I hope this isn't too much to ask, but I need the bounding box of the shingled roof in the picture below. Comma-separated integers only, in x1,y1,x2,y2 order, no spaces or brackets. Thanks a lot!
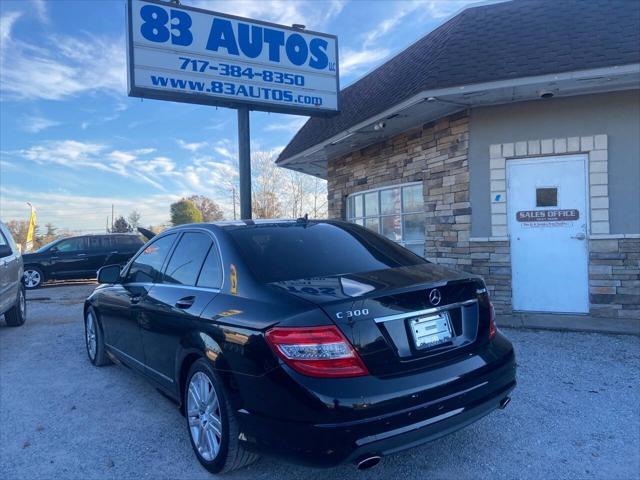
278,0,640,163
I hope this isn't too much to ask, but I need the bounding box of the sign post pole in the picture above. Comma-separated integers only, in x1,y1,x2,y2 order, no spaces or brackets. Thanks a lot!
237,107,251,219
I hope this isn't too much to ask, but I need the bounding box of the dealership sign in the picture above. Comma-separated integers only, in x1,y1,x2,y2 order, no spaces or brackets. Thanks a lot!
126,0,339,115
516,209,580,222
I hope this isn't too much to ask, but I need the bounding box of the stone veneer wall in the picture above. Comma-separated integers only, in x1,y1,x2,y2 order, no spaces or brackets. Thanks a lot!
589,237,640,319
327,111,472,268
468,240,513,315
326,111,639,321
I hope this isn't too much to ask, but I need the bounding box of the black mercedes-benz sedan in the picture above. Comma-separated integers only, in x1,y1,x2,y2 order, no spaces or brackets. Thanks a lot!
83,219,516,473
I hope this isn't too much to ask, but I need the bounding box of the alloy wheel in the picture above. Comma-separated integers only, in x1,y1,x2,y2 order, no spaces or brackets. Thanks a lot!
86,311,97,360
187,371,222,462
23,270,41,288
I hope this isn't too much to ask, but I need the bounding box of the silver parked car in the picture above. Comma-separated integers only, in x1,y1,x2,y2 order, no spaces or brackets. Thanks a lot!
0,221,26,326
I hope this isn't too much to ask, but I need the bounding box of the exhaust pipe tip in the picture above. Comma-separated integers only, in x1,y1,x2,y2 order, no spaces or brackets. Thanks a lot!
356,455,381,470
499,396,511,409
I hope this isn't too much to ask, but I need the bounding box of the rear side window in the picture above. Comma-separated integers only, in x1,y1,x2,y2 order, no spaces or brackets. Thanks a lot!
113,235,143,248
197,246,223,289
87,236,108,252
56,237,86,253
163,232,212,286
126,234,177,283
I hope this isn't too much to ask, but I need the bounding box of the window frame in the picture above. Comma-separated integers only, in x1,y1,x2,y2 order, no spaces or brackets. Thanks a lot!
123,233,178,285
196,242,224,290
346,182,425,253
54,236,87,253
161,231,213,288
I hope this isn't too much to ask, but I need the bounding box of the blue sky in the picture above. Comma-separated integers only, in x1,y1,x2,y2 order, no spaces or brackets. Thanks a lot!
0,0,475,232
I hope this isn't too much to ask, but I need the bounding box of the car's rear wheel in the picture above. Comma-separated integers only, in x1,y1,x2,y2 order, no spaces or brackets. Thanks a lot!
23,267,43,289
84,307,110,366
185,359,258,473
5,286,26,327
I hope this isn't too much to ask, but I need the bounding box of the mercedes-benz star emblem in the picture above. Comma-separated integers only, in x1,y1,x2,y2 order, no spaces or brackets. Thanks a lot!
429,289,442,306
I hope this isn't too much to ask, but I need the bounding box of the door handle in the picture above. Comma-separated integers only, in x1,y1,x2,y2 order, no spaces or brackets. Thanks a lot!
175,296,195,309
571,233,586,240
77,253,88,257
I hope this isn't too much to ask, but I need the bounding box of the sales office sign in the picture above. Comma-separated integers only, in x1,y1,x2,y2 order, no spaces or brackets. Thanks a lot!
126,0,339,115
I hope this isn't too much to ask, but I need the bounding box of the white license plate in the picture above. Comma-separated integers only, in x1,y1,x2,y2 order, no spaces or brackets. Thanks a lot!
409,313,453,349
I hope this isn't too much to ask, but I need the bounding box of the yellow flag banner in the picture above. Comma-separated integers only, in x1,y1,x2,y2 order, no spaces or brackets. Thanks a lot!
25,203,36,252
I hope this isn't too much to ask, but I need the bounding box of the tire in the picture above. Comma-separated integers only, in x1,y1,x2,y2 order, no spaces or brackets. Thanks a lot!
5,286,26,327
23,267,44,290
185,359,259,474
84,307,110,366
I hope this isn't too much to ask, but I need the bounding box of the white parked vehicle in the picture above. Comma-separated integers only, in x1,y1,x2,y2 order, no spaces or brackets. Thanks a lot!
0,221,26,326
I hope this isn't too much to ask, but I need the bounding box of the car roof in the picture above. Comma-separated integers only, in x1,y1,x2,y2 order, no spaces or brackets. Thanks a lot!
162,219,344,234
56,233,141,239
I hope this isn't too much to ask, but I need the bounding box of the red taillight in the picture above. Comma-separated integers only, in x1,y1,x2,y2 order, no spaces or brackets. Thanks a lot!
489,301,497,339
265,326,369,378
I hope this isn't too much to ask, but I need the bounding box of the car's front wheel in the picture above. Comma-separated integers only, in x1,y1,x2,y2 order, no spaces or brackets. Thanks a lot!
84,307,110,366
23,267,44,289
185,359,258,473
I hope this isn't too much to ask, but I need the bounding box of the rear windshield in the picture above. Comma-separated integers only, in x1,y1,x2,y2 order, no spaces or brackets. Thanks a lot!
227,222,426,283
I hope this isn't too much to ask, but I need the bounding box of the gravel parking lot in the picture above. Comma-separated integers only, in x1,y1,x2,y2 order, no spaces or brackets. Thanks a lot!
1,284,639,480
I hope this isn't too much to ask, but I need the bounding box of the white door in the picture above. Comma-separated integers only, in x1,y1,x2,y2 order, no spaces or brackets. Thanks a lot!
507,155,589,313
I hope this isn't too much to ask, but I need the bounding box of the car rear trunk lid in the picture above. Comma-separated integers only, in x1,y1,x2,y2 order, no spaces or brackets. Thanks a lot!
270,264,491,377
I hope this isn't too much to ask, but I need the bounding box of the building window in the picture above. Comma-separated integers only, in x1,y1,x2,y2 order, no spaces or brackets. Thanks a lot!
347,183,425,256
536,187,558,207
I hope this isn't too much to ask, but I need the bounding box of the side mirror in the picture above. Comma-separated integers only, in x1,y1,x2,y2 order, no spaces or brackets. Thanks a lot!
49,246,58,254
0,245,13,259
97,264,121,284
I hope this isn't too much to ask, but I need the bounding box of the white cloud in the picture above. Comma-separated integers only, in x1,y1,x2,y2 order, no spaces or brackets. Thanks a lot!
422,0,471,20
20,140,106,166
13,140,172,191
108,150,137,163
0,186,179,232
32,0,49,24
192,0,345,29
0,13,125,101
339,48,390,77
214,146,235,160
21,115,60,133
264,116,308,132
0,11,21,44
177,139,208,152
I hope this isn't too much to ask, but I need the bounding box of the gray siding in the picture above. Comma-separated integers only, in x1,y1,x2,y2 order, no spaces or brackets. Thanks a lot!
469,90,640,236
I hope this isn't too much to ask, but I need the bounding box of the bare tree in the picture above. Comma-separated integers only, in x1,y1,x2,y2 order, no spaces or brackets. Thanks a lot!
212,148,328,220
186,195,224,222
251,151,284,219
128,210,142,229
280,168,328,219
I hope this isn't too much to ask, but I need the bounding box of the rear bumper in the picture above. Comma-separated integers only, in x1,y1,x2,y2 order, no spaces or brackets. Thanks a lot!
234,334,516,467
